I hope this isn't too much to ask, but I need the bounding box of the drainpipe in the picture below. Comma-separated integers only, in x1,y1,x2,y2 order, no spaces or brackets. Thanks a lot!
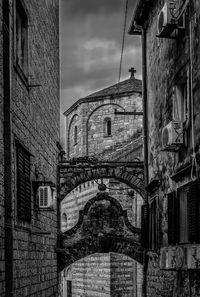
141,25,149,297
3,0,13,296
133,22,149,297
141,26,149,187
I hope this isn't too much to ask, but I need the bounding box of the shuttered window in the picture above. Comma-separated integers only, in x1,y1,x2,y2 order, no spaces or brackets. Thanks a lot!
17,143,31,221
168,180,200,245
168,191,179,244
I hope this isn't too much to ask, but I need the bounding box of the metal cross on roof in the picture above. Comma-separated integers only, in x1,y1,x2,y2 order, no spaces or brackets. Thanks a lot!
129,67,136,78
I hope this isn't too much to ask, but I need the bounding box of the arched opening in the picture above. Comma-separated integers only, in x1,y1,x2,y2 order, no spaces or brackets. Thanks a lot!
103,117,112,136
61,253,143,297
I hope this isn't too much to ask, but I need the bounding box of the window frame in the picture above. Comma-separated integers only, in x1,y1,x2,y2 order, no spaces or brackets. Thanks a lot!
14,0,29,85
74,125,77,146
173,67,190,125
103,117,112,137
167,180,200,246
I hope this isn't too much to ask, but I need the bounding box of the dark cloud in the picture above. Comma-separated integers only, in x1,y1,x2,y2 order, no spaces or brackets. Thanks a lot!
60,0,142,144
61,0,133,19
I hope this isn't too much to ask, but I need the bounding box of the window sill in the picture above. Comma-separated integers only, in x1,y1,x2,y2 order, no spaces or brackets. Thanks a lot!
103,135,112,138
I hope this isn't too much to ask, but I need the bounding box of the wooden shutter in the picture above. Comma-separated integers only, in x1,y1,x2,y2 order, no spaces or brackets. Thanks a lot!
141,204,149,248
168,192,179,245
17,143,31,221
188,180,200,243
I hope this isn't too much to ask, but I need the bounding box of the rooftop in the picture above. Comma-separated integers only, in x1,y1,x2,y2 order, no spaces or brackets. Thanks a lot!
64,68,142,116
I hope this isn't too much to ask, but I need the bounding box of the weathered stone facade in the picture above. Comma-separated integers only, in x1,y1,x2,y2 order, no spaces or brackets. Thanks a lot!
1,0,60,296
64,75,142,158
131,0,200,296
62,73,144,297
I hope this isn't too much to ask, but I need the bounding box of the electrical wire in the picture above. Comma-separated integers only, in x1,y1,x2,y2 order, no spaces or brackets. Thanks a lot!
118,0,129,84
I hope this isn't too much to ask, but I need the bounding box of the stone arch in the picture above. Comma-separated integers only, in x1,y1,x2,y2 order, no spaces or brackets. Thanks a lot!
59,161,145,200
67,114,78,158
57,193,144,271
85,103,125,155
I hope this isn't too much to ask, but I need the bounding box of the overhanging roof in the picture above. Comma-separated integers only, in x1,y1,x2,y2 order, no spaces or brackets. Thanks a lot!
64,77,142,117
129,0,156,34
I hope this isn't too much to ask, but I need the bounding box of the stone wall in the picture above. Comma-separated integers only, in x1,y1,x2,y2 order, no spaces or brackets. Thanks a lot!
61,253,143,297
1,0,60,296
66,92,143,158
0,1,5,295
142,0,200,296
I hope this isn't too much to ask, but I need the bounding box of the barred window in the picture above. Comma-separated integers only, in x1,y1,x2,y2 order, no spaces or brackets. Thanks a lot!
16,143,31,221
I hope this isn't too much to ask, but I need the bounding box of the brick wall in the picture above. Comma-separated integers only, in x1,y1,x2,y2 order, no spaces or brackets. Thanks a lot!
1,0,60,296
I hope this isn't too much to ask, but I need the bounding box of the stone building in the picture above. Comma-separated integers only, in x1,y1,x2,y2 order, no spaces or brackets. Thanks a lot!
1,0,60,296
61,70,144,297
130,0,200,296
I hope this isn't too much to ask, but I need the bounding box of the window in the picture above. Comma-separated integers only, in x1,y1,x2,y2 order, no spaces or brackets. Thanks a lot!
168,180,200,245
103,117,112,136
16,142,31,221
74,126,77,145
173,69,189,123
15,0,28,78
149,196,159,250
67,280,72,297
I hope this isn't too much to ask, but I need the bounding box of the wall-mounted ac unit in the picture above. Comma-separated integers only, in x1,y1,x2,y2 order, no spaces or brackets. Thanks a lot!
160,246,187,270
157,2,177,37
160,248,168,269
162,121,183,151
175,246,187,269
160,247,175,269
38,186,56,208
187,245,200,269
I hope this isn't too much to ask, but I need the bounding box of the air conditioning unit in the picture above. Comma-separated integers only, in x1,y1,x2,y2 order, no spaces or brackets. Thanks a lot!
187,245,200,269
162,121,183,151
157,1,177,37
38,186,56,208
160,248,168,269
175,246,187,269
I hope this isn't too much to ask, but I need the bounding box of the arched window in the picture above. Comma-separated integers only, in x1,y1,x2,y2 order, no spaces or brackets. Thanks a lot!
74,126,77,145
103,117,112,136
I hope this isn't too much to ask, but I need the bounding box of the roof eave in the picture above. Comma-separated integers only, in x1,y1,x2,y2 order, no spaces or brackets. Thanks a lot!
129,0,156,34
63,89,142,117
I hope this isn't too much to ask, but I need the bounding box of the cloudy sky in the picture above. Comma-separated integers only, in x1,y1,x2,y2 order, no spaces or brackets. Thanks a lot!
60,0,142,144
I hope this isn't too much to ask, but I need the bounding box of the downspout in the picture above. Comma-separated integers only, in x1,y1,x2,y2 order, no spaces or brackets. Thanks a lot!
141,26,149,187
133,22,149,297
3,0,13,296
141,25,148,297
